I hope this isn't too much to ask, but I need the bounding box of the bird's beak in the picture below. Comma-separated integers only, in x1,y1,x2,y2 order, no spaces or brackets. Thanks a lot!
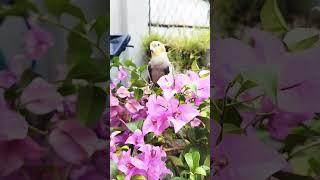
150,46,155,53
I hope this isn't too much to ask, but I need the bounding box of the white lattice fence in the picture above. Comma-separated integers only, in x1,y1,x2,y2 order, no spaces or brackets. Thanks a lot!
149,0,210,37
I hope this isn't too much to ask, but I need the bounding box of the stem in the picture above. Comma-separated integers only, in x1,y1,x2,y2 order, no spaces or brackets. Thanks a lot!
38,15,108,60
164,146,185,152
226,94,264,107
212,100,222,114
29,125,48,135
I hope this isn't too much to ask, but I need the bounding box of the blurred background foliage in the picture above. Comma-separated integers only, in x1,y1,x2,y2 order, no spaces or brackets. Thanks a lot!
212,0,320,38
142,31,210,72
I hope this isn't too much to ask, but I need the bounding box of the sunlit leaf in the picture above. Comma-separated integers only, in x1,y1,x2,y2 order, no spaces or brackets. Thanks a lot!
260,0,289,34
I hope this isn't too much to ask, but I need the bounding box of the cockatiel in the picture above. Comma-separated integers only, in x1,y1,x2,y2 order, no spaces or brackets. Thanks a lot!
148,41,174,84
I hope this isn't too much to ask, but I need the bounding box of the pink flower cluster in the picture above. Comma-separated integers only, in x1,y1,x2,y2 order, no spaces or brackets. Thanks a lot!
214,29,320,140
110,67,210,179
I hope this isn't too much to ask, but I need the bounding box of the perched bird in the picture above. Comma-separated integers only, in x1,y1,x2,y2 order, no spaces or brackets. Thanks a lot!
148,41,174,84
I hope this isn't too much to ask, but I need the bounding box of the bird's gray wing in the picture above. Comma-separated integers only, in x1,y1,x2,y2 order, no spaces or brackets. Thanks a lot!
163,66,170,75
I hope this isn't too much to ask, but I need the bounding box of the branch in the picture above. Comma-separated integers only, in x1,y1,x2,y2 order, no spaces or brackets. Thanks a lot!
38,15,108,60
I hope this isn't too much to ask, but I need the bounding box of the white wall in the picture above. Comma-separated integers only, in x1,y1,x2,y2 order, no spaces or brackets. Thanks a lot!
110,0,149,66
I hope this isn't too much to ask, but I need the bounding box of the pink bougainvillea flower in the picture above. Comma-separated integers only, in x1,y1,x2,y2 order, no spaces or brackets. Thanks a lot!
116,86,130,98
190,118,202,127
0,55,29,89
110,131,121,153
157,74,177,99
25,25,53,60
20,77,63,114
267,110,310,140
49,120,98,165
167,98,199,133
116,150,146,180
110,92,119,107
70,164,106,180
186,71,210,99
157,74,190,99
143,95,171,135
142,115,170,136
125,99,144,114
0,137,47,176
132,106,148,120
146,95,169,118
125,129,144,147
115,145,171,180
0,109,28,141
0,89,28,141
0,71,16,89
138,144,172,180
212,121,287,180
117,67,128,81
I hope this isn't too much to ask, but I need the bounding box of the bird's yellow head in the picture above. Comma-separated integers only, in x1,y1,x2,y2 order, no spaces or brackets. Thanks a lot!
150,41,166,57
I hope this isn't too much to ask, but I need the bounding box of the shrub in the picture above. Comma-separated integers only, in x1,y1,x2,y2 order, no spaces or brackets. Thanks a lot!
142,31,210,72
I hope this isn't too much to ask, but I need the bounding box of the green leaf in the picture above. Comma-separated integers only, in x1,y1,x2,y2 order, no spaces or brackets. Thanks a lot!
204,155,210,167
308,158,320,175
168,155,185,167
116,174,124,180
272,171,315,180
284,28,319,52
191,60,200,72
126,120,144,132
134,88,144,100
194,166,206,176
0,0,38,17
199,70,210,78
44,0,86,22
130,71,139,82
132,80,146,88
235,80,258,98
282,125,309,153
76,85,107,126
222,104,242,127
67,59,107,82
184,152,194,171
111,57,121,67
57,82,76,96
124,59,137,68
91,16,108,39
131,175,146,180
110,160,118,178
18,69,39,88
138,65,148,73
260,0,289,34
184,151,200,171
241,65,278,104
223,123,243,135
63,3,86,22
44,0,67,17
189,174,196,180
170,177,187,180
66,24,92,66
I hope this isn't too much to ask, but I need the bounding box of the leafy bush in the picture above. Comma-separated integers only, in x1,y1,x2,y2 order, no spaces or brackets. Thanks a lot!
110,58,210,179
0,0,108,179
142,32,210,72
